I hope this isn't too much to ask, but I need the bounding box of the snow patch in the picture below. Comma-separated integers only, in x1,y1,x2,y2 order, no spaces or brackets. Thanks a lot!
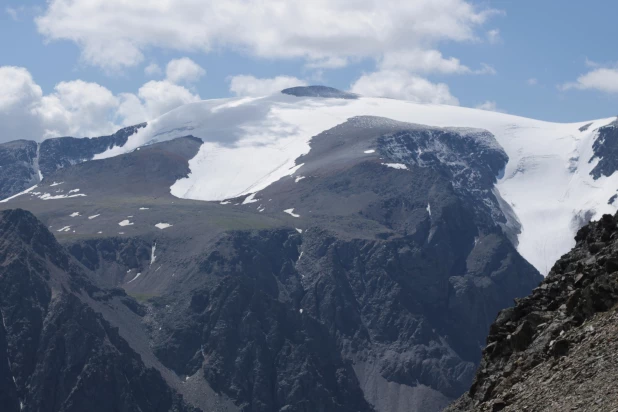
57,226,71,232
150,243,157,265
70,212,80,217
88,214,100,219
242,193,259,204
39,192,86,200
155,223,173,229
118,220,134,226
128,273,142,283
295,228,303,234
0,185,37,203
139,207,150,210
382,163,408,170
50,182,63,187
284,208,300,218
426,204,432,216
295,176,305,183
364,149,376,154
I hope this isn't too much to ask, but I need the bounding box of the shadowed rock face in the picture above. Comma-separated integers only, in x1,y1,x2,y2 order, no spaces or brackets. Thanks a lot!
38,123,146,177
0,209,196,412
281,85,359,99
0,140,38,200
0,117,543,412
590,122,618,208
0,123,146,200
446,213,618,412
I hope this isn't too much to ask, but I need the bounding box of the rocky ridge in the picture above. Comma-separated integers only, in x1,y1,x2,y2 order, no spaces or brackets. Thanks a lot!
0,209,197,412
447,213,618,412
0,123,145,200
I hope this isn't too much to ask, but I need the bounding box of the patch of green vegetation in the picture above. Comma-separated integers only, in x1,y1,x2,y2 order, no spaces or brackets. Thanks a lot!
209,215,279,230
128,293,157,303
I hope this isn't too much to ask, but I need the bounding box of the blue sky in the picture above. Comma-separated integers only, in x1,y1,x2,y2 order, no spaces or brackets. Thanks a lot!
1,0,618,142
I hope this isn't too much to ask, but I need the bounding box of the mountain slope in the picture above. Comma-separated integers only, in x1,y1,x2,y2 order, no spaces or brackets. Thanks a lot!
0,110,542,411
446,212,618,412
0,209,196,412
94,90,618,275
0,123,145,200
0,87,616,411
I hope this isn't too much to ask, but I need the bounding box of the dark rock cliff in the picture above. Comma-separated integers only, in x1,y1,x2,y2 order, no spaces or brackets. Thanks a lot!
0,209,196,412
0,140,38,199
38,123,146,177
0,123,145,200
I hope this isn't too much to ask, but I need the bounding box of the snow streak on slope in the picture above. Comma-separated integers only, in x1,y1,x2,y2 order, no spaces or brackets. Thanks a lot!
95,93,617,274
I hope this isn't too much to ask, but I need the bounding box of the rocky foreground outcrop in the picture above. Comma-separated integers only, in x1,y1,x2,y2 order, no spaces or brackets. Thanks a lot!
447,213,618,412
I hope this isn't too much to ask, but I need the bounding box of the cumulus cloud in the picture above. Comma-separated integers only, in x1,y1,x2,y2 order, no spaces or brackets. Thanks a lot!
5,7,19,21
560,68,618,94
36,80,120,137
380,50,471,74
135,80,201,116
350,70,459,105
475,100,505,113
0,61,202,143
486,29,501,44
229,75,307,96
0,67,122,142
165,58,205,84
36,0,496,71
380,49,495,75
0,66,45,142
144,63,163,77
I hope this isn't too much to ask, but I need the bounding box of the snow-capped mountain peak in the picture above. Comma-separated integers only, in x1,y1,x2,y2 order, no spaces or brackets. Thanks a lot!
34,88,618,273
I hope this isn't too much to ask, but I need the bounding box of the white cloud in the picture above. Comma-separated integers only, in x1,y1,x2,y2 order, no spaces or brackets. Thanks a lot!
350,70,459,105
0,66,45,142
0,68,121,142
305,57,349,70
527,78,538,86
144,63,162,77
380,49,472,74
0,64,202,143
486,29,501,44
475,100,505,113
229,75,307,97
36,0,497,71
36,80,120,138
560,68,618,94
165,57,205,84
476,63,497,75
135,80,201,117
116,93,148,127
378,49,495,75
0,66,43,111
5,7,19,21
